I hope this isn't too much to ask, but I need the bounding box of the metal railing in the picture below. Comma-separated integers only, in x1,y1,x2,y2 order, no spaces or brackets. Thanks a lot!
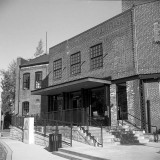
87,116,103,147
121,112,159,142
39,110,104,147
11,109,104,147
34,115,73,146
41,108,87,126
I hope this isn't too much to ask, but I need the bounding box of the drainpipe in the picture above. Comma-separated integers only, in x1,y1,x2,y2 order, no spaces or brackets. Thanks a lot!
16,65,21,116
132,6,139,75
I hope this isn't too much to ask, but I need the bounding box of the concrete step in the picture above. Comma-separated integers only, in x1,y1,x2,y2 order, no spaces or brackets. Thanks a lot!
103,138,115,143
103,141,120,146
103,135,115,139
0,130,10,138
138,139,150,144
132,130,145,135
53,151,89,160
120,139,140,144
136,135,145,140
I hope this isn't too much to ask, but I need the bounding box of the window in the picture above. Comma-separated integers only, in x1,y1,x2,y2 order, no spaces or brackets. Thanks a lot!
70,52,81,75
22,101,29,116
23,73,30,89
53,58,62,79
35,71,42,89
90,43,103,70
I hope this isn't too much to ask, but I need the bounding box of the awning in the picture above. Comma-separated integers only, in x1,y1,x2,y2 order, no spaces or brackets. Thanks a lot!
31,77,111,96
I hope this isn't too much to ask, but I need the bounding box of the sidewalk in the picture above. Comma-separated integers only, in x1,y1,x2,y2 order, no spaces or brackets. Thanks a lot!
0,138,66,160
0,135,160,160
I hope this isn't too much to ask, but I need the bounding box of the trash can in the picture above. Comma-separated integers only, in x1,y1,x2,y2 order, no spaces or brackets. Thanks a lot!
49,134,62,152
57,134,62,148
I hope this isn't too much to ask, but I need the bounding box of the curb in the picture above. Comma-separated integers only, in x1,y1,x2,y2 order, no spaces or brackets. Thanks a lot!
0,139,13,160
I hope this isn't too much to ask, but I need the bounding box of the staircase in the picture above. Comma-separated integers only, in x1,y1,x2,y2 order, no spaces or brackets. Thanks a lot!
110,126,149,145
0,129,10,138
51,125,151,159
73,125,150,147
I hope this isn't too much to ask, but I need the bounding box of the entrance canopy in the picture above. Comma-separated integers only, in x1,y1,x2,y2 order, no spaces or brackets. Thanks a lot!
31,77,111,96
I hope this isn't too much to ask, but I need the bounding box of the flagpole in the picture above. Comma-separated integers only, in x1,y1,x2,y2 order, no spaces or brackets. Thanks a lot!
46,32,47,54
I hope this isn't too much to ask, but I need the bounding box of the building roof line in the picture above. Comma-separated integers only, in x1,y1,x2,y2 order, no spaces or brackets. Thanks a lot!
49,9,132,51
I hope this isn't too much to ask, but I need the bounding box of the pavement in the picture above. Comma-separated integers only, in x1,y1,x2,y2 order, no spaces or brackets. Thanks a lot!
0,130,160,160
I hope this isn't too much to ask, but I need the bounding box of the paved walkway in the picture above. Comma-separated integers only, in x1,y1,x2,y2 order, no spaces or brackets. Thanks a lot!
0,132,160,160
0,138,66,160
68,142,160,160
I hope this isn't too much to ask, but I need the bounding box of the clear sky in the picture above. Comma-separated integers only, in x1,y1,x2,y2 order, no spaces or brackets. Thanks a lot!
0,0,121,71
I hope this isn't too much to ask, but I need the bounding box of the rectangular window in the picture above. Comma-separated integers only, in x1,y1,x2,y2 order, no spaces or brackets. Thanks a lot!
70,52,81,75
90,43,103,70
35,71,42,89
53,58,62,79
23,73,30,89
22,101,29,116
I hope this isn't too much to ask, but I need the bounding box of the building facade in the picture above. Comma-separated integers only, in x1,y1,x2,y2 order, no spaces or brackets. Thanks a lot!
15,54,49,116
14,0,160,133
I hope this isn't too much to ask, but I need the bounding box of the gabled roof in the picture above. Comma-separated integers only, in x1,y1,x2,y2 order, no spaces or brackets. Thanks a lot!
20,54,49,68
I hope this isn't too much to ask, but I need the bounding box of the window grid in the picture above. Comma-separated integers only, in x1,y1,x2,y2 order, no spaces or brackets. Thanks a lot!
23,73,30,89
35,71,42,89
90,43,103,70
53,59,62,79
70,52,81,75
22,101,29,116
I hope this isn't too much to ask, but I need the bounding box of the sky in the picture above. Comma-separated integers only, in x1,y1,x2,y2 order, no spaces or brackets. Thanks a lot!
0,0,122,98
0,0,121,70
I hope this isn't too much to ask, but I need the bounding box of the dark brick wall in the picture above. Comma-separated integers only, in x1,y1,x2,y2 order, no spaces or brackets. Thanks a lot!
15,60,48,116
49,10,135,86
134,1,160,75
144,81,160,131
122,0,158,12
127,80,141,127
110,80,141,127
15,58,28,114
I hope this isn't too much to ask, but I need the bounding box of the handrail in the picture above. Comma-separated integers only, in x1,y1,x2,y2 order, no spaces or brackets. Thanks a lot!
34,117,73,146
87,115,103,147
121,112,158,142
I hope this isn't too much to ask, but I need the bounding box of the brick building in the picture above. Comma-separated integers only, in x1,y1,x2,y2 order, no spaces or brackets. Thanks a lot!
15,0,160,133
15,54,49,116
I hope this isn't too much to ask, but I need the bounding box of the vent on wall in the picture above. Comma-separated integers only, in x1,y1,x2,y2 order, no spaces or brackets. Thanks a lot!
154,22,160,43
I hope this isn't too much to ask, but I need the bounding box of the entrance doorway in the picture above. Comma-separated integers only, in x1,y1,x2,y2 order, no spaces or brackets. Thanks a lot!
117,83,128,120
91,88,105,117
90,87,110,126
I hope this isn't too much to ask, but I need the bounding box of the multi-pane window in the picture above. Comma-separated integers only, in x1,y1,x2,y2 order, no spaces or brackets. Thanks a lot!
70,52,81,75
22,101,29,116
23,73,30,89
90,43,103,70
35,71,42,89
53,58,62,79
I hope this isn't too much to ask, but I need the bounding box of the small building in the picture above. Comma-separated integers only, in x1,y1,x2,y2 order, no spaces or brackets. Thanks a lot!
15,54,49,116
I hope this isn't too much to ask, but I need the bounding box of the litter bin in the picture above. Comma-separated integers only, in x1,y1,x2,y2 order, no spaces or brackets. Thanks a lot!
49,134,62,152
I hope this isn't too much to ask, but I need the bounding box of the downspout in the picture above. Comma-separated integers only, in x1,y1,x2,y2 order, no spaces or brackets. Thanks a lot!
132,6,139,75
132,8,140,91
17,66,20,115
132,6,147,131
